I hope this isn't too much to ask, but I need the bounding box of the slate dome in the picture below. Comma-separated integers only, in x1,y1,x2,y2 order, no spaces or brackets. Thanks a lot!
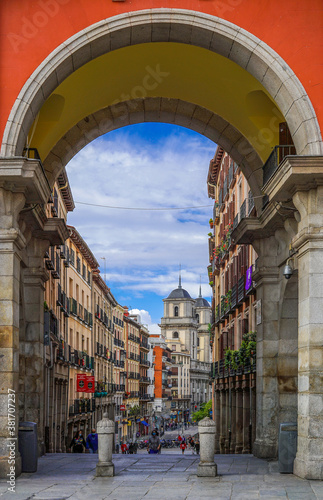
167,287,192,299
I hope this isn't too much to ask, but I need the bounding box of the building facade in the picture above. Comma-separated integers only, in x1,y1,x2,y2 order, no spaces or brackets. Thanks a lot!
207,147,258,454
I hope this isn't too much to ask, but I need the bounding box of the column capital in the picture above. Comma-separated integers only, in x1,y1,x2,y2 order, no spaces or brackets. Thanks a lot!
0,157,51,205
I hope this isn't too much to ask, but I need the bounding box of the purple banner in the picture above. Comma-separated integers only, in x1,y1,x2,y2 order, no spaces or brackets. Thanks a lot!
245,265,253,291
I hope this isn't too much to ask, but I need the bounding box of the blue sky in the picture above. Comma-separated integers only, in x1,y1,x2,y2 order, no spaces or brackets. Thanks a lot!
66,123,216,333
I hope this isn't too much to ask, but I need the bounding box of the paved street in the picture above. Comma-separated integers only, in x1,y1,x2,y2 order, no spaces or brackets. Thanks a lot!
0,452,322,500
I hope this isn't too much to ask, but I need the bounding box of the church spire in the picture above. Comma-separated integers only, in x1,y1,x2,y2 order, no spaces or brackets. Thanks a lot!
179,264,182,289
199,275,202,297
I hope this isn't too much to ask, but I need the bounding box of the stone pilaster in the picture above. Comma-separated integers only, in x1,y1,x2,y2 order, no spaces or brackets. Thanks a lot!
0,189,26,478
242,387,250,453
292,188,323,480
252,236,281,458
219,391,225,453
235,389,243,453
229,389,236,453
224,390,230,453
214,391,220,453
20,237,50,456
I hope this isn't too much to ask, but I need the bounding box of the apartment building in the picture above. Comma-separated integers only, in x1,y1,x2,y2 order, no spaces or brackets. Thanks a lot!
113,303,127,445
43,173,73,453
92,270,117,424
207,147,257,454
149,334,173,420
123,311,141,439
66,226,98,442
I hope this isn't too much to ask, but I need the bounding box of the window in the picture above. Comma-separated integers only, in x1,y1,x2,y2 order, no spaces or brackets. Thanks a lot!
173,331,179,339
195,313,199,323
174,306,178,317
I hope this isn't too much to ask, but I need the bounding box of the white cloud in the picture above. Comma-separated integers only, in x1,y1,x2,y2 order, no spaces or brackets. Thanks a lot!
129,309,161,335
66,125,215,310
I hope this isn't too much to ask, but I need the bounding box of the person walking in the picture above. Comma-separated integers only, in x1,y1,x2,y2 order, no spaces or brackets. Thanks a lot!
180,440,187,455
147,430,161,454
121,442,128,454
195,439,200,455
69,430,86,453
86,428,98,454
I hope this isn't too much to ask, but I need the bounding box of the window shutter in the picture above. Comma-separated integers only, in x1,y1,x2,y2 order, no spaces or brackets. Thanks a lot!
233,256,237,285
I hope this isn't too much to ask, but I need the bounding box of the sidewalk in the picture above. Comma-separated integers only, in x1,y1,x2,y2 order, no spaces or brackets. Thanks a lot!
0,453,322,500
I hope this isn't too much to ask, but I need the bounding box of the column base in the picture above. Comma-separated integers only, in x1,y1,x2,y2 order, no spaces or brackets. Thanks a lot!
197,462,217,477
235,445,243,454
294,455,323,480
96,461,115,477
253,439,277,459
0,456,22,479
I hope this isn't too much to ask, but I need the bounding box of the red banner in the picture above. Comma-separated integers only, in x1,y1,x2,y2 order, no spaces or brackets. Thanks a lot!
76,374,87,392
87,376,95,393
77,374,95,393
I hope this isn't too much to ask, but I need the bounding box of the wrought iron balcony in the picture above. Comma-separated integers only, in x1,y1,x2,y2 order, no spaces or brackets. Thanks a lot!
263,144,296,186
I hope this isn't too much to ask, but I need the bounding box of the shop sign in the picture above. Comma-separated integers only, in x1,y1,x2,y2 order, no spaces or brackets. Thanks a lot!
76,374,95,393
120,405,126,411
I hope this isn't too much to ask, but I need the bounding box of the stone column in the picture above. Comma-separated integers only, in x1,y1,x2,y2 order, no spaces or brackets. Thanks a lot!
20,236,50,456
96,413,115,477
224,389,230,453
242,387,250,453
219,390,225,453
252,236,281,459
197,417,217,477
235,389,243,453
230,389,236,453
292,188,323,480
0,189,26,478
214,390,220,453
251,386,256,452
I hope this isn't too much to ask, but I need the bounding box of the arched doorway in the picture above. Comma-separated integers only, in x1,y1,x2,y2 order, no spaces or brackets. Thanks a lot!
0,9,322,480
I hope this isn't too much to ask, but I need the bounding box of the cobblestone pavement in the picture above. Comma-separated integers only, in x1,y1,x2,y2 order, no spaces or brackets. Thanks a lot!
0,452,322,500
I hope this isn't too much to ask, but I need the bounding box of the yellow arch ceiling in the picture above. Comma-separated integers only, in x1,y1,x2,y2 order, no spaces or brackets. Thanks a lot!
28,42,284,162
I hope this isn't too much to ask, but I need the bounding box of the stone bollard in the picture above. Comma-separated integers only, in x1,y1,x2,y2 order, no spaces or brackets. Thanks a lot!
96,413,115,477
197,417,217,477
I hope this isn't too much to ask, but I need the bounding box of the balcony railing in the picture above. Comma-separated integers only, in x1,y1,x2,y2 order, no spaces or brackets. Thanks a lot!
237,275,245,303
231,283,238,309
233,213,239,231
263,145,296,186
240,199,246,221
248,190,255,215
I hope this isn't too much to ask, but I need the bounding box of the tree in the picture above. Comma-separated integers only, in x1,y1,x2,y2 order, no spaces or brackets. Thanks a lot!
128,404,140,417
192,400,212,422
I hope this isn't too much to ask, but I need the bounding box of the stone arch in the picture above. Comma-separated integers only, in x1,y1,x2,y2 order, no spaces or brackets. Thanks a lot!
1,8,321,167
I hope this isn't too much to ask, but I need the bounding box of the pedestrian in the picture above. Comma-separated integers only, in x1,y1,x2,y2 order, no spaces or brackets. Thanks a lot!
195,439,200,454
85,428,98,454
69,430,86,453
128,442,134,454
147,430,161,454
177,434,182,442
121,442,128,454
180,441,187,455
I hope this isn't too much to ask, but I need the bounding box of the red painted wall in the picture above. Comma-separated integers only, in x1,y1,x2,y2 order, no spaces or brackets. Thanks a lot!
1,0,322,145
153,345,163,399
